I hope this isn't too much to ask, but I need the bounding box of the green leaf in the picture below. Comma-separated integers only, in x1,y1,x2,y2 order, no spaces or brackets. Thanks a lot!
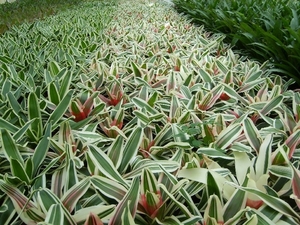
108,177,140,225
107,135,124,169
131,61,142,78
119,127,143,173
91,176,127,201
62,177,91,212
48,61,61,76
243,118,262,153
88,145,128,187
242,214,258,225
7,92,22,114
13,119,34,141
232,184,300,220
197,147,233,160
291,163,300,209
0,117,18,133
10,158,30,184
59,70,72,99
44,204,64,225
121,202,136,225
48,82,60,105
83,213,104,225
141,168,159,195
223,173,248,222
132,97,159,115
204,195,223,223
215,123,243,149
260,95,284,115
37,188,76,225
47,90,73,127
256,134,272,176
0,129,24,165
32,123,51,176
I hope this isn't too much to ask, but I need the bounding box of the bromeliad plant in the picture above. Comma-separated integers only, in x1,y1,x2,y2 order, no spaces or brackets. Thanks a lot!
1,0,300,224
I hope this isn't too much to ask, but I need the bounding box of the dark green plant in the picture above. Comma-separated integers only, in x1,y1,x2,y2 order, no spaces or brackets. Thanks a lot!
173,0,300,86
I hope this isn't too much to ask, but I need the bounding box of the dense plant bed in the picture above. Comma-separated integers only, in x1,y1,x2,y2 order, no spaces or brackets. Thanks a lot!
173,0,300,86
0,0,300,224
0,0,86,35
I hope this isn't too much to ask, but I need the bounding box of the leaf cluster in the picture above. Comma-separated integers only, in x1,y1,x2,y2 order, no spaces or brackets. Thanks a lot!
173,0,300,86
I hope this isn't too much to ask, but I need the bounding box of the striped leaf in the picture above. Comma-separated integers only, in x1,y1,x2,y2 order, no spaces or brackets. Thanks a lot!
59,70,73,99
204,195,223,224
44,204,64,225
91,176,127,201
167,72,176,94
132,97,159,115
159,184,199,219
121,203,136,225
74,206,115,224
0,180,43,224
197,147,233,160
0,129,24,165
119,127,143,174
223,173,248,222
199,68,214,83
47,90,74,127
124,160,180,179
32,123,51,176
269,165,292,179
291,164,300,209
0,117,18,133
83,213,104,225
48,82,60,105
232,184,300,220
260,95,284,116
242,214,258,225
62,177,91,212
88,145,128,187
107,135,124,169
286,130,300,158
108,177,140,225
243,118,262,153
37,189,76,225
256,134,272,176
141,168,159,195
215,123,243,149
10,159,30,184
